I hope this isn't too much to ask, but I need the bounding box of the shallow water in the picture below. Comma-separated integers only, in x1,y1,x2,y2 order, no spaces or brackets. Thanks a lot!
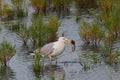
0,1,120,80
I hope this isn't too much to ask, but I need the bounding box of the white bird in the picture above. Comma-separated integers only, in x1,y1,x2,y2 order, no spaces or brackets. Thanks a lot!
33,37,75,62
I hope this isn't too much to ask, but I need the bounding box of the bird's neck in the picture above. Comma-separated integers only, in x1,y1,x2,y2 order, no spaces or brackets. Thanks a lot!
58,40,65,44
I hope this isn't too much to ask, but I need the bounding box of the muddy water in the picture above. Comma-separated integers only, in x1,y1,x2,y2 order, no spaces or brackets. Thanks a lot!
0,1,120,80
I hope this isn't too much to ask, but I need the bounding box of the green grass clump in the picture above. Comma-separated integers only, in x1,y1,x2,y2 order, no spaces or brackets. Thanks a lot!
46,16,59,42
99,0,120,37
16,24,29,46
32,53,43,77
30,0,73,16
1,3,14,20
11,0,27,17
30,0,46,14
0,40,16,66
29,16,46,49
79,20,104,45
29,16,59,49
75,0,97,9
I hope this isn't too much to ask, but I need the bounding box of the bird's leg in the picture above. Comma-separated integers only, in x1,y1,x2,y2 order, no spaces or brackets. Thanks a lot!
55,57,57,65
48,55,52,64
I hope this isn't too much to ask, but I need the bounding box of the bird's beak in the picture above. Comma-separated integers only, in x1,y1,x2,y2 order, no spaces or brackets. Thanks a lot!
66,39,75,52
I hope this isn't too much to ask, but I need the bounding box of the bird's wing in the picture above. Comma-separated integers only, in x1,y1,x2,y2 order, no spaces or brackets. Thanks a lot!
40,42,54,56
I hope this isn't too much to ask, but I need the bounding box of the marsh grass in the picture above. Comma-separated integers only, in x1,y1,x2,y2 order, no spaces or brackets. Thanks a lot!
1,3,14,20
0,40,16,67
30,0,46,15
32,53,43,77
31,0,72,16
75,0,97,9
75,12,81,23
50,74,55,80
46,16,59,42
11,0,26,18
99,0,120,37
0,65,6,76
99,0,113,12
50,74,65,80
29,16,46,49
29,15,59,49
102,38,120,65
7,21,21,32
16,24,29,46
79,20,104,45
56,0,73,16
79,57,91,71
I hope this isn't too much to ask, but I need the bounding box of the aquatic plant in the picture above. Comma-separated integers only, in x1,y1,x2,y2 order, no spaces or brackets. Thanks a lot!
30,0,72,16
0,65,15,80
29,15,59,49
30,0,46,14
11,0,27,17
53,0,73,17
99,0,113,12
103,9,120,37
102,47,120,65
0,65,6,76
50,74,55,80
0,40,16,66
99,0,120,37
29,16,46,49
79,57,90,71
0,0,1,7
1,3,14,20
32,53,43,77
79,20,104,45
16,24,29,46
60,75,65,80
46,16,59,42
0,0,2,16
75,0,97,9
7,21,21,32
75,12,81,23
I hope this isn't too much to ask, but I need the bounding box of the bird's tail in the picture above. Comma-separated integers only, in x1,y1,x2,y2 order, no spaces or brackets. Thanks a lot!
28,48,41,56
28,51,35,55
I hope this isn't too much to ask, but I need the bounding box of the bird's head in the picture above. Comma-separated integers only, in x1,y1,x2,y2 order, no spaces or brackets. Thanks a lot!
58,37,76,52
